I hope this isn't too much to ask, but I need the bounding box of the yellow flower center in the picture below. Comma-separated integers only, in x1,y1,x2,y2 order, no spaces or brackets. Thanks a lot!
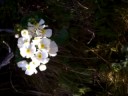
26,49,31,54
23,32,26,35
41,29,46,34
37,53,42,59
22,30,28,35
27,65,31,70
33,62,36,65
40,44,45,49
35,23,39,29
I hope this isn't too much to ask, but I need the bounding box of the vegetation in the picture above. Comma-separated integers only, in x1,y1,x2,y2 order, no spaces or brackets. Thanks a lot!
1,0,128,96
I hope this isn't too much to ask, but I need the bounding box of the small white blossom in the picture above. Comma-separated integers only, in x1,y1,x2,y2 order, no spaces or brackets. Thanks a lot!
39,64,47,71
17,37,30,48
25,63,37,76
21,29,32,39
28,19,45,31
15,34,19,38
20,44,36,58
28,19,51,38
17,60,37,76
32,50,49,64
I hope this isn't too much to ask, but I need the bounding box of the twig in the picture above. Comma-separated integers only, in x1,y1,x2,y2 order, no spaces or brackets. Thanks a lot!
57,55,98,60
76,0,88,10
0,41,14,69
86,46,111,69
10,71,18,92
87,29,95,44
3,41,11,53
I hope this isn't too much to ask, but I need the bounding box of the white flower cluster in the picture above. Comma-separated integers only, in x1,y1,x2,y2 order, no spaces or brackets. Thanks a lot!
16,19,58,76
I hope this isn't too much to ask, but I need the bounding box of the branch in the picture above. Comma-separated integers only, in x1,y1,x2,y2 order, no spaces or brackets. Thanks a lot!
0,29,14,33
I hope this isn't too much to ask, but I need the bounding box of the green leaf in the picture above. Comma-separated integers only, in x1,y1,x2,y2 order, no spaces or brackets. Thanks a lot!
53,28,69,45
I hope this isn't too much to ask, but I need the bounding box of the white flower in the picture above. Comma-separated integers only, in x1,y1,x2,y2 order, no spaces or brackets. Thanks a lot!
38,38,51,52
17,60,37,76
49,41,58,57
17,37,30,48
39,64,47,71
28,19,45,31
20,44,36,58
25,63,37,76
27,19,51,38
21,29,32,39
32,50,49,64
27,19,45,37
17,60,28,71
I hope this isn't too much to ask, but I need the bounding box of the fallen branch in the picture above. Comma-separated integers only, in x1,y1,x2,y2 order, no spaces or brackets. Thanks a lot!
0,41,14,69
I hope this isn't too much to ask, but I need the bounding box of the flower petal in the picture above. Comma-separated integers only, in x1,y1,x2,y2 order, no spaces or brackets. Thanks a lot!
17,60,28,71
45,29,52,37
32,37,42,45
42,38,51,46
39,25,48,29
25,70,34,76
17,37,24,48
42,50,48,58
28,22,34,27
41,58,50,64
49,41,58,56
49,52,57,57
39,19,45,25
29,61,40,68
20,48,27,57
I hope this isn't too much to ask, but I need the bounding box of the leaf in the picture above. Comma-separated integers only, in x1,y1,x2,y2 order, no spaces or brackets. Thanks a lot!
53,28,69,45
